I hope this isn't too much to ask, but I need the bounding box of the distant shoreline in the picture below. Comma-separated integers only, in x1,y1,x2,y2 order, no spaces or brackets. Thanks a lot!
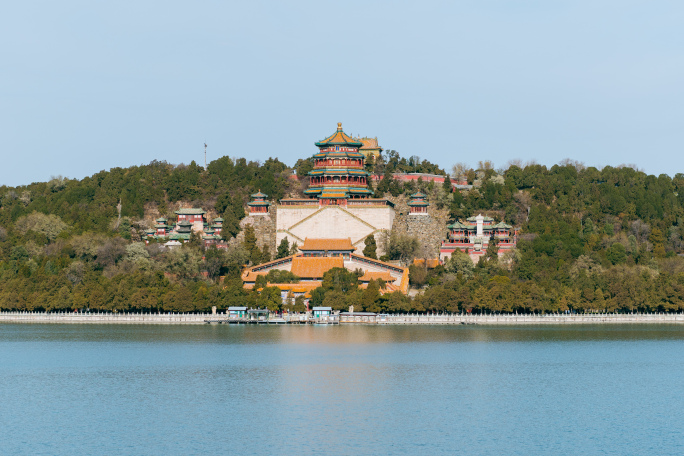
1,311,684,325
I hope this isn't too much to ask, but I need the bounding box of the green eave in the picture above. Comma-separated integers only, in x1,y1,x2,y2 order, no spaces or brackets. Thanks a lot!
174,208,206,215
313,152,365,159
408,201,429,206
247,201,271,206
315,140,363,147
308,169,368,176
307,186,358,191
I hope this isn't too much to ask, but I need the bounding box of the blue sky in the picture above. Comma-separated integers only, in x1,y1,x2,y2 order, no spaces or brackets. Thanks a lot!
1,0,682,187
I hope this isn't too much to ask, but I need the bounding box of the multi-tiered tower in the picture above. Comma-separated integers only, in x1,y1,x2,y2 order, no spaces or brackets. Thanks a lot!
273,123,395,255
303,123,373,205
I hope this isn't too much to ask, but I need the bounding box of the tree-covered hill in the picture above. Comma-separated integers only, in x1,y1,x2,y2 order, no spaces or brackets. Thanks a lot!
0,153,683,313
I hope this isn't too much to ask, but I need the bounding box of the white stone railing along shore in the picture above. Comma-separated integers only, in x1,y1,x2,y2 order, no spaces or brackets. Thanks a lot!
1,311,684,325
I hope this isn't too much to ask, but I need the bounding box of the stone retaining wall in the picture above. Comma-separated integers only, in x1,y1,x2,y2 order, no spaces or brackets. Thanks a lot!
2,312,683,325
238,206,277,252
388,194,449,258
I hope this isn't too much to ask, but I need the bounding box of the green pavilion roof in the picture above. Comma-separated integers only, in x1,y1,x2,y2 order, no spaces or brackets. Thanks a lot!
174,208,206,215
447,221,469,229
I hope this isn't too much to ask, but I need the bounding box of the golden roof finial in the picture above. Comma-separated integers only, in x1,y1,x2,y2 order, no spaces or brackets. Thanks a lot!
337,122,342,131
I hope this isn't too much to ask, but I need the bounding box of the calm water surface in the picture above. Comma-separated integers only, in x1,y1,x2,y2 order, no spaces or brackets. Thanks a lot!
1,324,683,455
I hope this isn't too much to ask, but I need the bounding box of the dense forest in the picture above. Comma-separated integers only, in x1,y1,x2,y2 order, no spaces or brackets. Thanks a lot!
1,152,683,314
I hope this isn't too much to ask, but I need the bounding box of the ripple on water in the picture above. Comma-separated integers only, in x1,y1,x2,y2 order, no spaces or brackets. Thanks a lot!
0,324,683,456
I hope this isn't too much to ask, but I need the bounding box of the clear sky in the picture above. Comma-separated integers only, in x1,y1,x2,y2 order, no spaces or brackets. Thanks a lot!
1,0,683,187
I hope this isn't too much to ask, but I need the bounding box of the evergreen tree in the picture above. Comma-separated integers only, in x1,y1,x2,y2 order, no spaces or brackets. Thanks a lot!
242,225,262,265
376,169,392,195
276,238,290,259
363,235,378,259
485,237,499,261
442,175,452,193
361,280,382,312
365,154,375,173
261,245,272,263
289,241,299,255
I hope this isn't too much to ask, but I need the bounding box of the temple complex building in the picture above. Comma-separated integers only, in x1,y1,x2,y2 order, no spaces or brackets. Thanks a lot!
275,123,395,256
355,136,383,159
439,214,518,263
298,238,355,259
242,238,409,300
247,191,270,215
175,208,206,230
303,123,373,203
408,192,429,215
146,207,222,246
211,217,224,237
154,217,169,236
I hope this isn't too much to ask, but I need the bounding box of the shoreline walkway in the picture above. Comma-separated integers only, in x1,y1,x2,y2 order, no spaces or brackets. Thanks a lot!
1,311,684,325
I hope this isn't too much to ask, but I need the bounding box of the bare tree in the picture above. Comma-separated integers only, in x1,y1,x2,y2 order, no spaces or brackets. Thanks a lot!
616,163,643,172
559,158,586,172
506,159,523,170
15,212,68,242
477,160,494,171
630,219,651,244
452,162,469,181
19,191,31,206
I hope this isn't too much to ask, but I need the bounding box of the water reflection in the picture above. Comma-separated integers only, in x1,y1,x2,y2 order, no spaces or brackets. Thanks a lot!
1,324,684,455
2,323,684,346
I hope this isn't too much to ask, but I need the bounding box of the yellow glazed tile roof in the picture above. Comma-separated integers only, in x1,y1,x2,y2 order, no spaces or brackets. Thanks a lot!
291,257,344,278
412,258,441,269
300,238,354,251
359,271,394,282
315,123,363,147
357,137,381,150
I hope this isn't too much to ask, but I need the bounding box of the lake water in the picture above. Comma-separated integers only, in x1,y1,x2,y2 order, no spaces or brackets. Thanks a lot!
1,324,683,456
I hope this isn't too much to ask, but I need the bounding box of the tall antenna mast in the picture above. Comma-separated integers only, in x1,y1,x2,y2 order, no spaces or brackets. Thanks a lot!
204,142,207,170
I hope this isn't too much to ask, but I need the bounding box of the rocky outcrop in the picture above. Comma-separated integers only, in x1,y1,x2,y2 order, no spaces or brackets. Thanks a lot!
237,205,277,251
388,194,450,259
